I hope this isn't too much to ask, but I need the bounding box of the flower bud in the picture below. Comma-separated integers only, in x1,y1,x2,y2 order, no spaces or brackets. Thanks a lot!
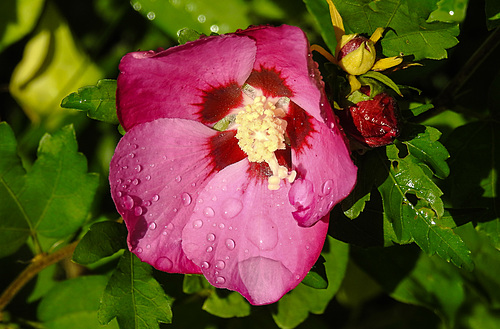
336,34,376,76
337,88,399,148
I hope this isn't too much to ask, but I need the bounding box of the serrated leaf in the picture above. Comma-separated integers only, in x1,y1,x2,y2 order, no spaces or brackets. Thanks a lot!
310,0,459,61
0,123,99,258
99,250,173,329
272,236,348,329
73,221,128,265
38,276,119,329
378,142,473,270
402,124,450,179
61,79,119,125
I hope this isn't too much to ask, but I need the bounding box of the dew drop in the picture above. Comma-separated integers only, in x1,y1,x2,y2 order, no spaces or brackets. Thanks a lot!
207,233,216,241
206,246,213,252
122,165,129,169
134,206,143,216
247,217,278,251
215,276,226,284
225,239,235,250
135,165,142,172
136,247,143,253
182,192,192,206
215,260,226,270
162,231,167,236
122,195,134,210
117,191,122,197
152,194,160,202
201,261,210,269
218,223,225,229
173,208,178,213
193,219,203,229
221,198,243,219
175,175,182,183
155,257,173,271
322,180,334,196
149,222,157,230
203,207,215,217
145,175,151,181
132,178,140,186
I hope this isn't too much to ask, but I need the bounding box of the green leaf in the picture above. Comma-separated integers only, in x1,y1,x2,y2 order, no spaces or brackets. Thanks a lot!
202,291,251,318
129,0,250,38
73,221,128,265
61,79,119,125
182,274,212,294
99,250,173,329
0,123,99,258
486,0,500,30
272,236,349,329
0,0,45,52
379,141,473,270
38,276,119,329
402,124,450,179
353,245,466,326
304,0,338,54
359,71,402,96
301,257,328,289
427,0,468,23
313,0,460,60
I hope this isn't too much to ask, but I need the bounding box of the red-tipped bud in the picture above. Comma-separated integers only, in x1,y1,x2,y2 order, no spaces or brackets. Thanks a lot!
336,34,376,76
337,89,399,148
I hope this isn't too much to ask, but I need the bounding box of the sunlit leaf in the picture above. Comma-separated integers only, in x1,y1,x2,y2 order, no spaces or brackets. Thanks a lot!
0,123,99,258
202,291,251,318
0,0,45,52
427,0,468,23
9,1,102,126
129,0,250,38
61,79,119,125
98,251,173,329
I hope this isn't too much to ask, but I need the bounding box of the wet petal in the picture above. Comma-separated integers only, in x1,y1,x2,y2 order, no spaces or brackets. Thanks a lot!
238,25,325,123
290,116,357,227
109,118,224,274
181,160,329,305
117,35,256,131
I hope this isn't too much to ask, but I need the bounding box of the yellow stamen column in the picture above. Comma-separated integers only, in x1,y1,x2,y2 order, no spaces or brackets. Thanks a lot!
235,96,296,190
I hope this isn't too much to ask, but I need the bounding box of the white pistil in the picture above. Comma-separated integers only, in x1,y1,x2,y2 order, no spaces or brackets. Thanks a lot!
235,96,296,190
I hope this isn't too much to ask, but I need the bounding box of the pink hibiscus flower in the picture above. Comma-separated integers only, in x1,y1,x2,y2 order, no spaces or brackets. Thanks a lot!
109,25,357,305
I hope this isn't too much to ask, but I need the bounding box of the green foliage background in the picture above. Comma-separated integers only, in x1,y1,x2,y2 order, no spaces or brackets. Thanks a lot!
0,0,499,328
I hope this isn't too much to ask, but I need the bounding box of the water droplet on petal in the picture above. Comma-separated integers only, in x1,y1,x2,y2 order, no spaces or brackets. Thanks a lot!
206,246,213,252
155,257,173,271
322,180,333,196
117,191,122,197
182,192,192,206
203,207,215,217
215,276,226,284
215,260,225,269
225,239,235,250
135,165,142,172
175,176,182,183
247,217,278,251
149,222,157,230
122,195,134,210
152,194,160,202
207,233,216,241
201,261,210,269
221,198,243,219
132,178,140,186
193,219,203,229
134,206,143,216
136,247,143,253
218,223,225,229
145,175,151,180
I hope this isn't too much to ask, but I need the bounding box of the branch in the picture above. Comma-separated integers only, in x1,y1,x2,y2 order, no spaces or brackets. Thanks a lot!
0,241,79,319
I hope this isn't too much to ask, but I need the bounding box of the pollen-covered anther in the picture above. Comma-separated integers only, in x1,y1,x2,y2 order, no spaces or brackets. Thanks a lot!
235,96,296,190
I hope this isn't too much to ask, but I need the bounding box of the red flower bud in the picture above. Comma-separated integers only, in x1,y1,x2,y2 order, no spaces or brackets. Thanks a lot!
337,90,400,148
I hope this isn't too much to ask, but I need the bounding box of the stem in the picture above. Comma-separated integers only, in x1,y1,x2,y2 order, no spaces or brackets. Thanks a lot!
0,241,79,319
420,27,500,121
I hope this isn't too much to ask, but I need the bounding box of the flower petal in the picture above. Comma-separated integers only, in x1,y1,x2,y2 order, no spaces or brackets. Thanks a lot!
290,114,357,227
117,35,256,131
181,160,329,305
237,25,325,123
109,118,226,274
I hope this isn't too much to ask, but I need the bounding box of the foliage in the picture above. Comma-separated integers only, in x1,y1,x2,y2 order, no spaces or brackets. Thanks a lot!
1,0,499,328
